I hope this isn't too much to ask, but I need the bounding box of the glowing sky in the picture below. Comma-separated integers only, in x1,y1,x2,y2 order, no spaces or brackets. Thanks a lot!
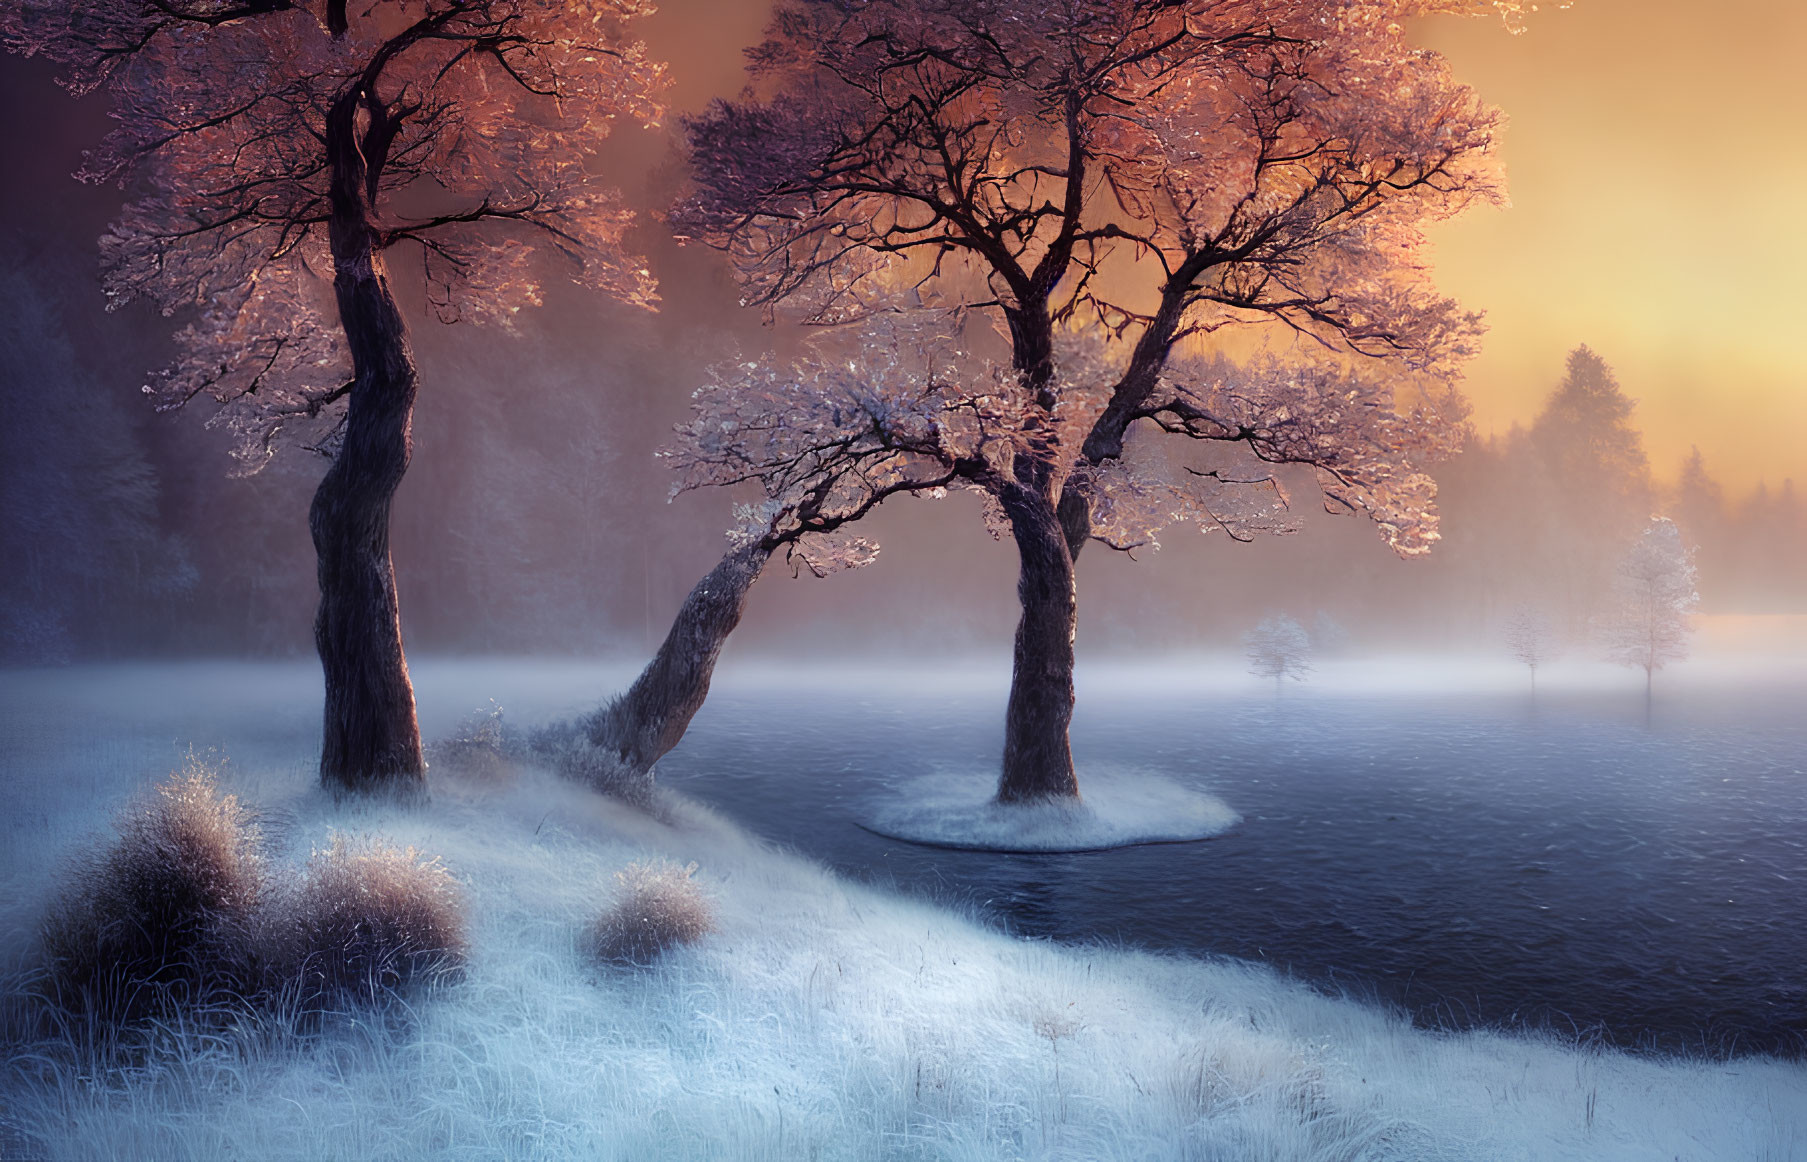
642,0,1806,496
1411,0,1807,494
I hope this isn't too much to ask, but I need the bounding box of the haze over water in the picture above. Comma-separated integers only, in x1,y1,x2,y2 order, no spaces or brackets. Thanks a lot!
655,653,1807,1057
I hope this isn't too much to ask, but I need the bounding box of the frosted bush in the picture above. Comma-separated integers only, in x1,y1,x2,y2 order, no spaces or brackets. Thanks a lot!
40,760,265,1018
426,700,513,782
265,836,467,1005
586,860,714,967
532,718,662,812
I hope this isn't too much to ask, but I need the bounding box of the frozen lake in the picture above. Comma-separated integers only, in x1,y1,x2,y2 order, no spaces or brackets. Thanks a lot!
656,658,1807,1058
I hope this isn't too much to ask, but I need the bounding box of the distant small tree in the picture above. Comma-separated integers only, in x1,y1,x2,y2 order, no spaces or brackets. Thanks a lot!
1601,517,1698,705
1245,615,1313,690
1503,605,1555,690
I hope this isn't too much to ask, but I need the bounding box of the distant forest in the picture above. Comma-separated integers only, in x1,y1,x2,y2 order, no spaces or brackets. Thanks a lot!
2,237,1800,664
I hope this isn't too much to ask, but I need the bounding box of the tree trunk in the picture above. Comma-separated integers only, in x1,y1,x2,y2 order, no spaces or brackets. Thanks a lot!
581,539,773,782
996,486,1080,803
1057,488,1093,562
313,88,424,794
992,291,1083,802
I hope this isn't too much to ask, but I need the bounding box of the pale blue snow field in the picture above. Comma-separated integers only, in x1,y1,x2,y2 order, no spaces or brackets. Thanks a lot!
0,660,1802,1161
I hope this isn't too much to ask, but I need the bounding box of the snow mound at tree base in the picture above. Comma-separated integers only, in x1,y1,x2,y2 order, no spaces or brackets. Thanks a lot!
861,769,1239,852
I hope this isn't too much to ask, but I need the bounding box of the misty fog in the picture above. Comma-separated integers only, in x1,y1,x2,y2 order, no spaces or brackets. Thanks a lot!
3,2,1805,1159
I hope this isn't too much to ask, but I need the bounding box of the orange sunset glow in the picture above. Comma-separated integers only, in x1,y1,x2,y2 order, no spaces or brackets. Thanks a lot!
643,0,1807,496
1413,0,1807,494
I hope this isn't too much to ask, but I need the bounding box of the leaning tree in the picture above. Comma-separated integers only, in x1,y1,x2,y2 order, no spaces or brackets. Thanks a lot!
550,337,957,798
1,0,665,792
674,0,1512,802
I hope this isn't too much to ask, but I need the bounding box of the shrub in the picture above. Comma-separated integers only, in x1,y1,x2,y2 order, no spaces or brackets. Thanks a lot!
40,761,266,1017
267,836,468,1006
585,860,714,967
531,720,662,812
426,701,514,783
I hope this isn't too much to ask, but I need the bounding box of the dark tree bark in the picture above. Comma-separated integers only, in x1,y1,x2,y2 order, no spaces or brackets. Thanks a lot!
996,484,1080,803
1057,489,1094,564
991,294,1083,802
312,86,424,793
577,539,774,785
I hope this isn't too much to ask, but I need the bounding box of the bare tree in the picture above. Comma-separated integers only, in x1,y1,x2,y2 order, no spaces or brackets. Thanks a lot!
1601,517,1698,707
1245,615,1313,690
1503,605,1555,690
675,0,1508,801
2,0,665,792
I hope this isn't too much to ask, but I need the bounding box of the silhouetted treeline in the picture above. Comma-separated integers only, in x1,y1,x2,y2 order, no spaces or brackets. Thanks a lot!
1423,346,1804,630
1118,344,1805,652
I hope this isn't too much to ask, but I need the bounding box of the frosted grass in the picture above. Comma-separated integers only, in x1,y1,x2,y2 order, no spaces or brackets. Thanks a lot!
0,661,1803,1161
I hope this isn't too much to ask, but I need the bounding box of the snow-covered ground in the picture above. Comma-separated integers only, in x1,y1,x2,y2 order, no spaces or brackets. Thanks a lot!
1,661,1803,1161
863,768,1240,852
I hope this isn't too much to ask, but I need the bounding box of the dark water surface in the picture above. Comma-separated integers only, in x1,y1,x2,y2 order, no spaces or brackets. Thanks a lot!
658,673,1807,1057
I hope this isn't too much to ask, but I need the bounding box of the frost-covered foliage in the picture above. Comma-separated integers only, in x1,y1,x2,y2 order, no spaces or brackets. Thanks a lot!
585,859,715,967
532,716,663,809
425,701,514,783
265,836,467,1004
676,0,1503,577
1601,517,1698,686
0,0,665,470
33,760,465,1031
1089,355,1467,556
680,0,1500,357
40,760,265,1019
1245,614,1314,686
670,323,1464,568
668,319,1057,572
1504,605,1556,683
676,0,1503,800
